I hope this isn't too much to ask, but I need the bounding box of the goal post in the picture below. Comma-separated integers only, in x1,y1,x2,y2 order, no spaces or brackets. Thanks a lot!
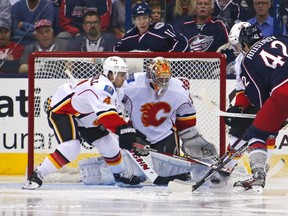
27,52,227,178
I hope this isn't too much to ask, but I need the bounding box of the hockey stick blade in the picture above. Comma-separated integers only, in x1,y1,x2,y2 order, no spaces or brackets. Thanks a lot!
199,88,256,119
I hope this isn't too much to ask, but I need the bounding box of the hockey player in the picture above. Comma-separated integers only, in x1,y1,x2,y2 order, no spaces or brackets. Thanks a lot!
219,22,275,191
230,26,288,194
113,2,190,52
122,57,220,185
23,56,142,189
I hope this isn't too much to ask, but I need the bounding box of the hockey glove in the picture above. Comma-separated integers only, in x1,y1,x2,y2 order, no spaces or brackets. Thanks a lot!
224,105,244,127
116,125,137,151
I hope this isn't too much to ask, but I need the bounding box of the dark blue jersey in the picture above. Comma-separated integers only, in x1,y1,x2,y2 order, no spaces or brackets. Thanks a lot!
180,18,229,52
113,22,190,52
241,36,288,109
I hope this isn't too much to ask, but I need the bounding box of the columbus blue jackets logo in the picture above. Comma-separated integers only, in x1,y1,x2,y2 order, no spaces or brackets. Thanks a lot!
189,35,214,52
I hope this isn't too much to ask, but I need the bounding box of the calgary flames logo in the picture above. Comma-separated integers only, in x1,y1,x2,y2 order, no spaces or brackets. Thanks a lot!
141,102,171,127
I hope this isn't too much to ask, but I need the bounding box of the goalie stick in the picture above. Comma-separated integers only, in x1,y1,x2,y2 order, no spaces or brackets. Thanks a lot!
125,149,189,185
132,143,233,174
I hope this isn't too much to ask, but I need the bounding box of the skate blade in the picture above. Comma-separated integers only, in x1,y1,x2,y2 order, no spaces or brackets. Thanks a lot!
22,181,40,190
233,186,263,195
116,182,143,188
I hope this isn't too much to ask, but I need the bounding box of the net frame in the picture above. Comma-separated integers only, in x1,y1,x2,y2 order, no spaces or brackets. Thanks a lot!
27,52,227,177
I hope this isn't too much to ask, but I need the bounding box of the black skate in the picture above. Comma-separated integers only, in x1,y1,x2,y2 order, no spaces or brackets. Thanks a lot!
22,170,43,190
233,170,265,194
113,170,142,188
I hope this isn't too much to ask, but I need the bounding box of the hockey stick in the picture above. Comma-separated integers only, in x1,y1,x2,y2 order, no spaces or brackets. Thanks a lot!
186,131,248,192
190,141,249,192
132,143,233,174
199,88,256,118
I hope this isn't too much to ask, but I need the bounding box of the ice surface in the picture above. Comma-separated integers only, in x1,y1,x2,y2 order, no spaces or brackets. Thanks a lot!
0,176,288,215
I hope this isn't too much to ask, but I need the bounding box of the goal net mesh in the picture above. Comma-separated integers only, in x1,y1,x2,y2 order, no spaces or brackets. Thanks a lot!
28,52,226,182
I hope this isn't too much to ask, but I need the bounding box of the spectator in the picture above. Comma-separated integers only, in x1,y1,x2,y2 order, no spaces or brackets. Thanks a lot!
237,0,255,21
11,0,54,44
57,0,112,39
150,1,164,23
114,2,190,52
180,0,229,52
18,19,68,73
165,0,195,33
110,0,126,39
247,0,286,37
212,0,240,31
0,0,12,28
0,21,24,74
68,11,117,52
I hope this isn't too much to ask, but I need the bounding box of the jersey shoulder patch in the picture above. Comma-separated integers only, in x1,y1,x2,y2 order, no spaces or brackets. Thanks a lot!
104,85,115,95
126,73,136,83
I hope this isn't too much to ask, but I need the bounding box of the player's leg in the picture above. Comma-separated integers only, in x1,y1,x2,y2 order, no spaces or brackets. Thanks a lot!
233,85,288,193
23,112,81,189
92,133,142,186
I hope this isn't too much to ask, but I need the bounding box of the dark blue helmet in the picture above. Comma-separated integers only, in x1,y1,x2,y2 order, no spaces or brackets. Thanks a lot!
131,2,152,17
239,25,263,49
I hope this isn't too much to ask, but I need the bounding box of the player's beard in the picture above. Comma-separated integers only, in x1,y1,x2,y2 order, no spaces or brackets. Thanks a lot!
88,28,99,39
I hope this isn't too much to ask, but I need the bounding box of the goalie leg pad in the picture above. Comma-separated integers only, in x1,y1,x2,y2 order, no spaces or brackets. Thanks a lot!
150,152,193,177
78,156,115,185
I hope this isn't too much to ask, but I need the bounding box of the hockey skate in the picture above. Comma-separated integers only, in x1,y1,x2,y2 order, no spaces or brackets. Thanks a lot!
113,170,142,188
22,170,43,190
233,169,265,194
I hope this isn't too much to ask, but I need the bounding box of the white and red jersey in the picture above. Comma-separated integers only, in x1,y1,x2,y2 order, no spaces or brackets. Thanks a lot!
234,53,251,109
50,74,126,133
122,72,197,144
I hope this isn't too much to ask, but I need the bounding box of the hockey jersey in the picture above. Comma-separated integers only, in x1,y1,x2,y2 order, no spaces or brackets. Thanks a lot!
241,36,288,109
49,75,125,133
113,22,190,52
181,18,229,52
122,72,196,144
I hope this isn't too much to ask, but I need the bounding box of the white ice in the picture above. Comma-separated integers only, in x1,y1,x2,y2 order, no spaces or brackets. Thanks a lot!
0,176,288,216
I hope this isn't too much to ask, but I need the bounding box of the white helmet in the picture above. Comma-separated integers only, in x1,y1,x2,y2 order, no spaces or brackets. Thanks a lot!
103,56,129,78
147,57,172,97
229,21,251,45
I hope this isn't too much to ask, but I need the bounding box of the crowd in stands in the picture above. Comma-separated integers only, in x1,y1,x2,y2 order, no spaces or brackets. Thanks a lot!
0,0,287,75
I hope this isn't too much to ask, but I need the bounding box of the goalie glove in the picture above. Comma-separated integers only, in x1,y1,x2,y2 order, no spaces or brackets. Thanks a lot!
179,127,218,160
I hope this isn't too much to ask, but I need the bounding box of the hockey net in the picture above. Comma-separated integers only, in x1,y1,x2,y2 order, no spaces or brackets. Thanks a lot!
27,52,226,181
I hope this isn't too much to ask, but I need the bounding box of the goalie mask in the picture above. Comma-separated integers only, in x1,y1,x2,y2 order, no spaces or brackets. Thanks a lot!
147,57,172,97
103,56,129,81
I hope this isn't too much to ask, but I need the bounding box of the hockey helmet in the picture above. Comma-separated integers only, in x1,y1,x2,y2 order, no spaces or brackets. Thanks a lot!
147,57,172,97
239,25,263,50
229,21,251,46
103,56,129,78
131,2,152,17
